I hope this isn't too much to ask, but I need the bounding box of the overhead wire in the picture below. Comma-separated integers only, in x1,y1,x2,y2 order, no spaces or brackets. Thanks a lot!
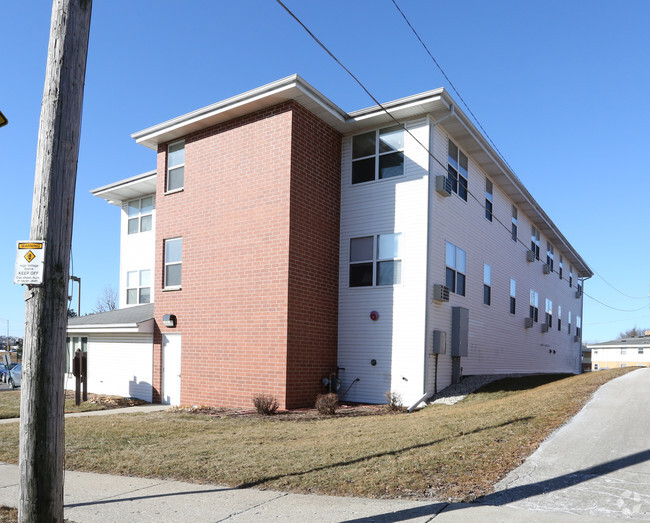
276,0,646,314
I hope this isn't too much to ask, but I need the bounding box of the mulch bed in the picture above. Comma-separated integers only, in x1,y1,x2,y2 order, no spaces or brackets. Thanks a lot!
64,391,148,409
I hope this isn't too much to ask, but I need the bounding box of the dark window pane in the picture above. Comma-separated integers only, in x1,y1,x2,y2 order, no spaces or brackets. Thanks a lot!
510,297,516,314
512,224,517,242
447,166,458,193
448,140,458,168
458,176,468,201
485,200,493,221
352,157,375,184
350,236,373,262
140,214,152,232
378,152,404,179
139,287,151,304
350,262,373,287
352,131,376,159
457,273,466,296
446,267,456,293
459,151,468,175
377,260,401,286
484,285,491,305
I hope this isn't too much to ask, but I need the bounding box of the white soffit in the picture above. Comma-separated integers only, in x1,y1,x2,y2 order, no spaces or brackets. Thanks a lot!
91,170,157,206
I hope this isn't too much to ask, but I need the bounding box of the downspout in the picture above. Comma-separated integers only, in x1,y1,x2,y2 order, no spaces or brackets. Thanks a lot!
408,106,455,413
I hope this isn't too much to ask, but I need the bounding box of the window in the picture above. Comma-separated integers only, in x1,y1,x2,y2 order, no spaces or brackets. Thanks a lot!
485,180,493,221
576,316,581,338
511,206,518,242
483,264,491,305
164,237,182,288
127,197,153,235
352,127,404,184
447,139,468,201
545,298,553,328
621,364,627,368
546,243,554,272
529,290,539,322
557,305,562,331
445,242,466,296
126,269,151,304
621,348,627,355
559,255,563,279
568,311,572,334
594,363,599,370
569,266,574,287
593,349,598,354
167,140,185,191
531,226,540,260
349,233,402,287
639,348,645,355
510,279,516,314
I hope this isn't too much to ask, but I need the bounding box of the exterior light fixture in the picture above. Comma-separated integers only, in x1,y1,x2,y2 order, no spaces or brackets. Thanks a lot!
162,314,176,328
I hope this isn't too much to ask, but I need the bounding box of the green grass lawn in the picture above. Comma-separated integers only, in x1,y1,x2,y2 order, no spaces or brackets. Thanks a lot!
0,368,637,502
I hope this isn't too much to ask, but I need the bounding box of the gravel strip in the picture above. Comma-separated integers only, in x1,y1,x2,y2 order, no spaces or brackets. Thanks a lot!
428,374,525,405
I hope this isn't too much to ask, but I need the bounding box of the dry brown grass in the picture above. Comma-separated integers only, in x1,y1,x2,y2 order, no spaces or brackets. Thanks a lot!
0,368,636,501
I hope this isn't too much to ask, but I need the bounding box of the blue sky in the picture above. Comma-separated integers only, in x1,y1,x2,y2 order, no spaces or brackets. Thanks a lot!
1,0,648,342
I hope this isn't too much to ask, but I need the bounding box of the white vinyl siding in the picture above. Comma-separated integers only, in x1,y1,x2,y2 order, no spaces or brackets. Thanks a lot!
64,335,153,402
338,118,430,405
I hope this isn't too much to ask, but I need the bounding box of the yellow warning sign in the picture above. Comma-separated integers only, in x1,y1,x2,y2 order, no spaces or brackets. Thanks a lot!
14,240,46,285
24,251,36,263
18,242,43,249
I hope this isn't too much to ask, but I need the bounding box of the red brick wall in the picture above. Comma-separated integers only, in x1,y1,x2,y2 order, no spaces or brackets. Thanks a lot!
152,101,340,409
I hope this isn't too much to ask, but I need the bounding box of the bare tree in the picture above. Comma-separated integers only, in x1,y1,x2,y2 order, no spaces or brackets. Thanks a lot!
93,285,118,313
618,327,650,339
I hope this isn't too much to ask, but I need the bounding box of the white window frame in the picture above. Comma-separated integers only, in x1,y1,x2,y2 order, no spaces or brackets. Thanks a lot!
485,179,493,222
126,269,151,305
557,305,562,331
529,290,539,322
349,233,403,287
164,237,183,289
351,127,405,185
167,140,185,192
531,226,540,260
546,243,554,272
445,242,466,296
545,298,553,328
127,196,153,235
483,264,491,305
509,279,516,314
447,139,468,201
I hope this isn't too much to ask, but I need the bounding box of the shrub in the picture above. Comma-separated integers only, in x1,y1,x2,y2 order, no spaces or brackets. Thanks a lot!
315,393,339,415
385,390,404,412
252,394,279,415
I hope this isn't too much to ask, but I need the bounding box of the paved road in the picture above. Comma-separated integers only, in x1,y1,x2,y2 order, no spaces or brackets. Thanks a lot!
0,369,647,521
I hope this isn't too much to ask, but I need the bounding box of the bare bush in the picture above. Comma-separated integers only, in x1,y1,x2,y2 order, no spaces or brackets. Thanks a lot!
385,390,404,412
315,393,339,415
252,394,279,415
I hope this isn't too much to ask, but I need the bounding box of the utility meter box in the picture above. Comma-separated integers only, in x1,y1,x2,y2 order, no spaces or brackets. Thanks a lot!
432,330,447,354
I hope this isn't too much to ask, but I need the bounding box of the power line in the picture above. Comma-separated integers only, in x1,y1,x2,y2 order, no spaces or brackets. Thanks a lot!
276,0,644,314
583,292,649,313
591,268,648,300
391,0,516,175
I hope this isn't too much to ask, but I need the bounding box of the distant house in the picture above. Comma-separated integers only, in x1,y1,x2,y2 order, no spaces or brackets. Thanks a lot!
67,75,592,409
586,336,650,371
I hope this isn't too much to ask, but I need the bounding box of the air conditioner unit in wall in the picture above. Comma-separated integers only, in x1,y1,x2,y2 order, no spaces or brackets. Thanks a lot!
543,264,551,274
435,175,452,197
524,317,534,328
526,250,536,263
433,284,450,302
541,323,549,333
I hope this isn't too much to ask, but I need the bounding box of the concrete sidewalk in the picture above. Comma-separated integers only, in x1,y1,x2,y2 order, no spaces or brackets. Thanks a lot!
0,369,647,521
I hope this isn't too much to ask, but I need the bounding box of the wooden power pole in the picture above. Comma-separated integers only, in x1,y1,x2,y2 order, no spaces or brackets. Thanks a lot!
19,1,92,521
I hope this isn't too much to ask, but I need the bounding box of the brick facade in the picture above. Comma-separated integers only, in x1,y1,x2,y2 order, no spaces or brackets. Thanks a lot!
152,101,341,409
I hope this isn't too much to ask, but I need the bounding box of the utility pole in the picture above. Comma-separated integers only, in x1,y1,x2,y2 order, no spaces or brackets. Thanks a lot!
19,1,92,522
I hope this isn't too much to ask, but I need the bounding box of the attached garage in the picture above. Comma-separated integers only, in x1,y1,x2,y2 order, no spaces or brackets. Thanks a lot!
66,304,154,403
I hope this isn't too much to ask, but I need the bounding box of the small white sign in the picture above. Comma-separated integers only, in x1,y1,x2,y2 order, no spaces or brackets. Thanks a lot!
14,241,46,285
